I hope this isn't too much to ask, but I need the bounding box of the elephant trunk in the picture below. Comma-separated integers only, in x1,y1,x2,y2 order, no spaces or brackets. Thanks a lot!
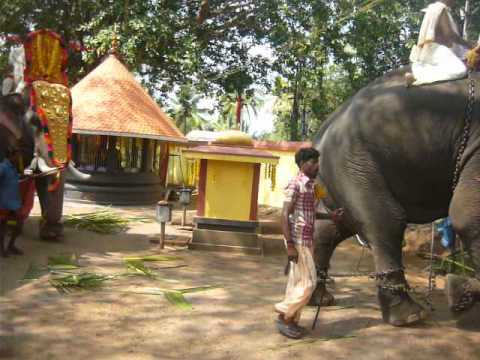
67,161,91,180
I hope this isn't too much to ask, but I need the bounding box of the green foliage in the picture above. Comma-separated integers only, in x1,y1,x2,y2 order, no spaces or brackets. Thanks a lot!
1,0,476,139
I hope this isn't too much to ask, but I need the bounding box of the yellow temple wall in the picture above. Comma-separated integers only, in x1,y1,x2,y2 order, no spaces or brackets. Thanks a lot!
258,150,299,208
205,160,254,221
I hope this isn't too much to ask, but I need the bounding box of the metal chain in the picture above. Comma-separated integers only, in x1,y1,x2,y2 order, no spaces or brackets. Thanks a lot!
452,73,476,191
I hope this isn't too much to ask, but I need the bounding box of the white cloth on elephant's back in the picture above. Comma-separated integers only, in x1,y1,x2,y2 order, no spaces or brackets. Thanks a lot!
274,245,316,322
409,1,468,86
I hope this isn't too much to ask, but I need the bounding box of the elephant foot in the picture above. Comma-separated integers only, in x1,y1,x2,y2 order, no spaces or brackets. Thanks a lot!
308,283,335,307
374,268,426,326
39,223,64,242
378,288,427,326
445,274,480,314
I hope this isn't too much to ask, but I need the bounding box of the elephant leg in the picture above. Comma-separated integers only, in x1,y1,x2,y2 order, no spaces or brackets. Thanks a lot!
35,172,65,241
447,160,480,314
335,165,426,326
308,219,353,306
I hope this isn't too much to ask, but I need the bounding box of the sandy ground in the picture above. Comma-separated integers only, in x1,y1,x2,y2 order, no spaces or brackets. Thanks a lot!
0,201,479,360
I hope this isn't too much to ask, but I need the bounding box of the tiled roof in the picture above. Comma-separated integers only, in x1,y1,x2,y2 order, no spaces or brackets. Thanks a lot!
71,55,185,142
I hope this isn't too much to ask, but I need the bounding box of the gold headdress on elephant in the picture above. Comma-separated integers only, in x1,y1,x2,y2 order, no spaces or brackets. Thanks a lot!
23,30,73,190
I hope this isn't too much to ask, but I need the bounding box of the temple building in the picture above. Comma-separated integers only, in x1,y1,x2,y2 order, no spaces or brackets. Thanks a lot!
66,55,186,205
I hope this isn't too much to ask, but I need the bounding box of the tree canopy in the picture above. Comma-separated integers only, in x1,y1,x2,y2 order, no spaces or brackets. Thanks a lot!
1,0,478,140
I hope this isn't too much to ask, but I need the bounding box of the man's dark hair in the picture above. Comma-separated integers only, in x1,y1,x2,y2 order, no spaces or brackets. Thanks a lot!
295,147,319,168
5,145,19,158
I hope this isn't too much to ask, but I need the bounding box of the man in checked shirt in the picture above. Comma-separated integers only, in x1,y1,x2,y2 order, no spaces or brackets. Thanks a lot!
274,147,341,339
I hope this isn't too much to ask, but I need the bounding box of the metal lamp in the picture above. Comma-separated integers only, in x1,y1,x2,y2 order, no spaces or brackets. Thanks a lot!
156,200,172,249
178,188,192,227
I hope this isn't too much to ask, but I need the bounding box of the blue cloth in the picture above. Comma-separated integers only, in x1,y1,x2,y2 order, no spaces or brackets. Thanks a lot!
0,159,21,211
436,217,455,249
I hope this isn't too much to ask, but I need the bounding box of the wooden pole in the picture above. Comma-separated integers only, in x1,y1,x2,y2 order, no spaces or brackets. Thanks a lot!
160,222,166,249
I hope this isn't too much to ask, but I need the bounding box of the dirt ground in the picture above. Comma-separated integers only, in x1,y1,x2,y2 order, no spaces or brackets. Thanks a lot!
0,201,479,360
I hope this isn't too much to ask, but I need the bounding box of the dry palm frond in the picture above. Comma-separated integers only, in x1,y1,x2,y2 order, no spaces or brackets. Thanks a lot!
22,263,48,281
123,255,182,262
179,285,221,294
48,254,80,270
49,272,113,294
63,209,152,234
116,285,221,310
124,259,157,278
164,291,193,310
424,252,476,277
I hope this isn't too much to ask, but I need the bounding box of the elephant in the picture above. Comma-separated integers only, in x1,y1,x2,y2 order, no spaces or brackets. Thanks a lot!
310,67,480,327
0,91,90,243
1,31,90,241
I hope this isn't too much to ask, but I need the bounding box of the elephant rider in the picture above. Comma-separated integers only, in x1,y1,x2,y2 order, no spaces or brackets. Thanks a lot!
406,0,475,86
274,147,342,339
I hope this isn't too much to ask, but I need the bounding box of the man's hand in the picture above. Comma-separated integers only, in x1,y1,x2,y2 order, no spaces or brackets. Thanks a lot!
331,208,344,223
287,245,298,263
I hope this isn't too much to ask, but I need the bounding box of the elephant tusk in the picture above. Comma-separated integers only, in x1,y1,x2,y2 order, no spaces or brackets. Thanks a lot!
67,161,91,180
37,156,59,174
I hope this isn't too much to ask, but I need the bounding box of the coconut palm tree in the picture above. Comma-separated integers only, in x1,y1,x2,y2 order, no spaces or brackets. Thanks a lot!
168,84,210,134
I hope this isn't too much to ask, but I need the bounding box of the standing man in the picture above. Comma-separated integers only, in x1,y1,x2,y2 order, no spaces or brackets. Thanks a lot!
406,0,475,86
0,146,22,257
274,147,324,339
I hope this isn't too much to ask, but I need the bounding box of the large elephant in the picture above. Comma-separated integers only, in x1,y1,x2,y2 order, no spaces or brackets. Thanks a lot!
2,31,90,241
0,92,89,244
311,68,480,327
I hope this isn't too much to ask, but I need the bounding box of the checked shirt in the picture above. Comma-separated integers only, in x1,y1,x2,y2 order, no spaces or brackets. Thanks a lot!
285,172,325,248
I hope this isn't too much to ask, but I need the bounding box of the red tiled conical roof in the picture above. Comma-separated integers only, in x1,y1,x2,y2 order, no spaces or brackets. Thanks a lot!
71,55,185,142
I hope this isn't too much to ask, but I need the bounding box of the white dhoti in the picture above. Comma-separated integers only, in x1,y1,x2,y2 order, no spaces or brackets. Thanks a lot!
409,1,469,86
410,43,468,85
274,245,317,322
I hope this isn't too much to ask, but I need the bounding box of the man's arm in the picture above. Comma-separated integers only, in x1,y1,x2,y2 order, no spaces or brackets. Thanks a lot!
281,200,295,246
316,208,344,222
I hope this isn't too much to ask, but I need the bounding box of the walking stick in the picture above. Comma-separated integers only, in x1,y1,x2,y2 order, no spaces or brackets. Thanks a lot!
312,286,325,330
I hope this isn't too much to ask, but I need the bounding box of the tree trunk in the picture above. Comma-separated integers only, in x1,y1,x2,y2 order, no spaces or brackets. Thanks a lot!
236,93,242,129
290,65,301,141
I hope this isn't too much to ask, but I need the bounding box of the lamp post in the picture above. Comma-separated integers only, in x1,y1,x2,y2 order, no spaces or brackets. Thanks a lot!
178,187,192,227
156,200,172,249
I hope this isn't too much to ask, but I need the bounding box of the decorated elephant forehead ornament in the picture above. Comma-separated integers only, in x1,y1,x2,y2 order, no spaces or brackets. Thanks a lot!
23,30,73,175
